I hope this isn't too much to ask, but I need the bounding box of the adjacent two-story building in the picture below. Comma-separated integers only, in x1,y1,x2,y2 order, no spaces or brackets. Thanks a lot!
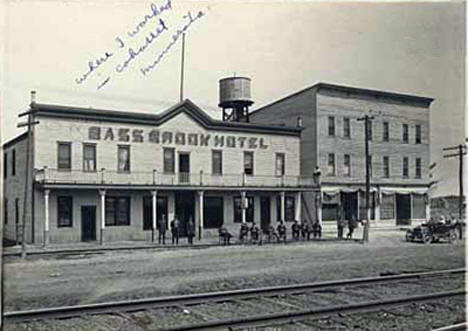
3,93,319,245
250,83,433,224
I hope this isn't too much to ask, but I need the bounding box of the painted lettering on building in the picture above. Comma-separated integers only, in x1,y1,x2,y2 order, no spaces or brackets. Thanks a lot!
88,127,269,149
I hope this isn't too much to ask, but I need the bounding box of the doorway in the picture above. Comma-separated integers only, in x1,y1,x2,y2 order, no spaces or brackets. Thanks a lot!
341,192,358,221
260,196,271,231
81,206,96,241
175,191,195,237
396,194,411,223
179,153,190,183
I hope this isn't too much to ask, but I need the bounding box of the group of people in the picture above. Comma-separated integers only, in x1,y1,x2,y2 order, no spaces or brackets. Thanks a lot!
238,220,322,245
337,212,359,239
157,215,195,245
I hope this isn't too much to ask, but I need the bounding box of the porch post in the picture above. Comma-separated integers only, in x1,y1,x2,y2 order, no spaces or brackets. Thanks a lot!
99,189,106,245
375,189,381,222
317,191,323,226
425,194,430,220
280,191,285,222
295,192,301,221
43,189,50,247
152,190,157,243
241,191,246,223
198,191,204,240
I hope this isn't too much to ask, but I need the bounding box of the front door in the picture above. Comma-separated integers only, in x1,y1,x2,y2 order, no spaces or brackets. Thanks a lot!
81,206,96,241
260,196,271,231
341,192,358,221
396,194,411,222
175,191,194,237
179,153,190,183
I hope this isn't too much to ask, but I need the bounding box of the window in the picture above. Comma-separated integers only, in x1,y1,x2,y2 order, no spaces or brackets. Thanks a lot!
415,125,422,144
234,196,254,223
83,144,96,172
163,148,175,173
403,157,409,178
212,150,222,175
275,153,285,176
57,196,73,227
244,152,254,175
415,158,422,179
15,198,19,224
117,145,130,172
328,116,335,136
3,153,7,179
276,196,295,222
402,124,409,143
4,198,8,224
383,156,390,178
367,122,373,141
344,154,351,176
204,197,224,228
12,149,16,176
383,122,389,142
106,197,131,226
343,118,351,138
327,153,335,176
58,142,71,170
143,196,153,231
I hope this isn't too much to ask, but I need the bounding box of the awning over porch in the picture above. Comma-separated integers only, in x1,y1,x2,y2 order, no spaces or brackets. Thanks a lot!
380,187,428,195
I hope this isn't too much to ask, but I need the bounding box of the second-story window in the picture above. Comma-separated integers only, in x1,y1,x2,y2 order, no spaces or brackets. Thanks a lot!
3,152,7,179
402,124,409,143
4,198,8,224
415,125,422,144
58,142,71,170
163,148,175,173
343,118,351,138
15,198,19,224
383,156,390,178
117,145,130,172
83,144,96,172
403,157,409,178
212,150,222,175
383,122,389,142
244,152,254,175
12,149,16,176
328,116,335,136
344,154,351,176
275,153,285,176
415,158,422,179
327,153,335,176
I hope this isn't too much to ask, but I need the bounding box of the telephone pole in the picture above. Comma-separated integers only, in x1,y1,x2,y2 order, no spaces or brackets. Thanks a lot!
357,114,374,243
17,91,40,259
443,144,467,220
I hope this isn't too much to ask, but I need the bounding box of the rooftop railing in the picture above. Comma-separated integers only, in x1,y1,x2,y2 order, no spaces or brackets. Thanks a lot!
34,167,318,188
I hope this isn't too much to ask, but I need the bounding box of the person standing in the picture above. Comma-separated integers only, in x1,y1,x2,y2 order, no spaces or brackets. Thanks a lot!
171,216,180,245
337,209,345,240
186,217,195,245
158,214,167,245
346,214,357,239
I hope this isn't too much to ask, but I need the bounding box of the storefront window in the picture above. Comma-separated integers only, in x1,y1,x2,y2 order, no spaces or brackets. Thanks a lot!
106,197,130,226
57,196,73,227
234,196,254,222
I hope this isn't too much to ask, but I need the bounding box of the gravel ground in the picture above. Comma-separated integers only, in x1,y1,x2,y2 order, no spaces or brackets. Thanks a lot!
4,230,465,312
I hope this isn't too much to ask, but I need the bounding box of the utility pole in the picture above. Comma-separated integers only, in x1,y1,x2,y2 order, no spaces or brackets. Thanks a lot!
443,144,467,220
179,33,186,102
17,91,40,259
357,114,374,243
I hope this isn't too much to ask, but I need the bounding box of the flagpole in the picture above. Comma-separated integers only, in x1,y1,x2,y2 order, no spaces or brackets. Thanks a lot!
180,33,185,102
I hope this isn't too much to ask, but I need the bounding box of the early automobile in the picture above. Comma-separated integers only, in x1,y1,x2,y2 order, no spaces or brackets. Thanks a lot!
405,222,458,244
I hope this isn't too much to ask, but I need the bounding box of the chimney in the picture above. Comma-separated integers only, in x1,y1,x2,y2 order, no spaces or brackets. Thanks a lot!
30,90,37,105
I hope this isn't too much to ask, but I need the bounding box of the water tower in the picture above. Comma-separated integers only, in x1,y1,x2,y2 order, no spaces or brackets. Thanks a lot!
219,76,254,123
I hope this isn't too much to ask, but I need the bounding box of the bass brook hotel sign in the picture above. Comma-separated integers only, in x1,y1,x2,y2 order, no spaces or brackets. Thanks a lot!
88,127,269,149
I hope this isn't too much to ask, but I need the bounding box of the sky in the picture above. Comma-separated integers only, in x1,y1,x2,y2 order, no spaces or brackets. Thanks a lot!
0,0,465,197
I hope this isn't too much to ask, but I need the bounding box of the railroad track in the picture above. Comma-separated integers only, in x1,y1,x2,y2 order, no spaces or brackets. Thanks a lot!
4,268,465,330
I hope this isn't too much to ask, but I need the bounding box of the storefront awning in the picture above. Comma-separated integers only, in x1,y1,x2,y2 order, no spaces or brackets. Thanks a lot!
322,186,378,195
380,187,428,195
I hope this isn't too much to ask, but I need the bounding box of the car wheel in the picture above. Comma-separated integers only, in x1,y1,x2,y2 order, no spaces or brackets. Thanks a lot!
405,231,413,242
449,231,458,244
422,234,432,244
